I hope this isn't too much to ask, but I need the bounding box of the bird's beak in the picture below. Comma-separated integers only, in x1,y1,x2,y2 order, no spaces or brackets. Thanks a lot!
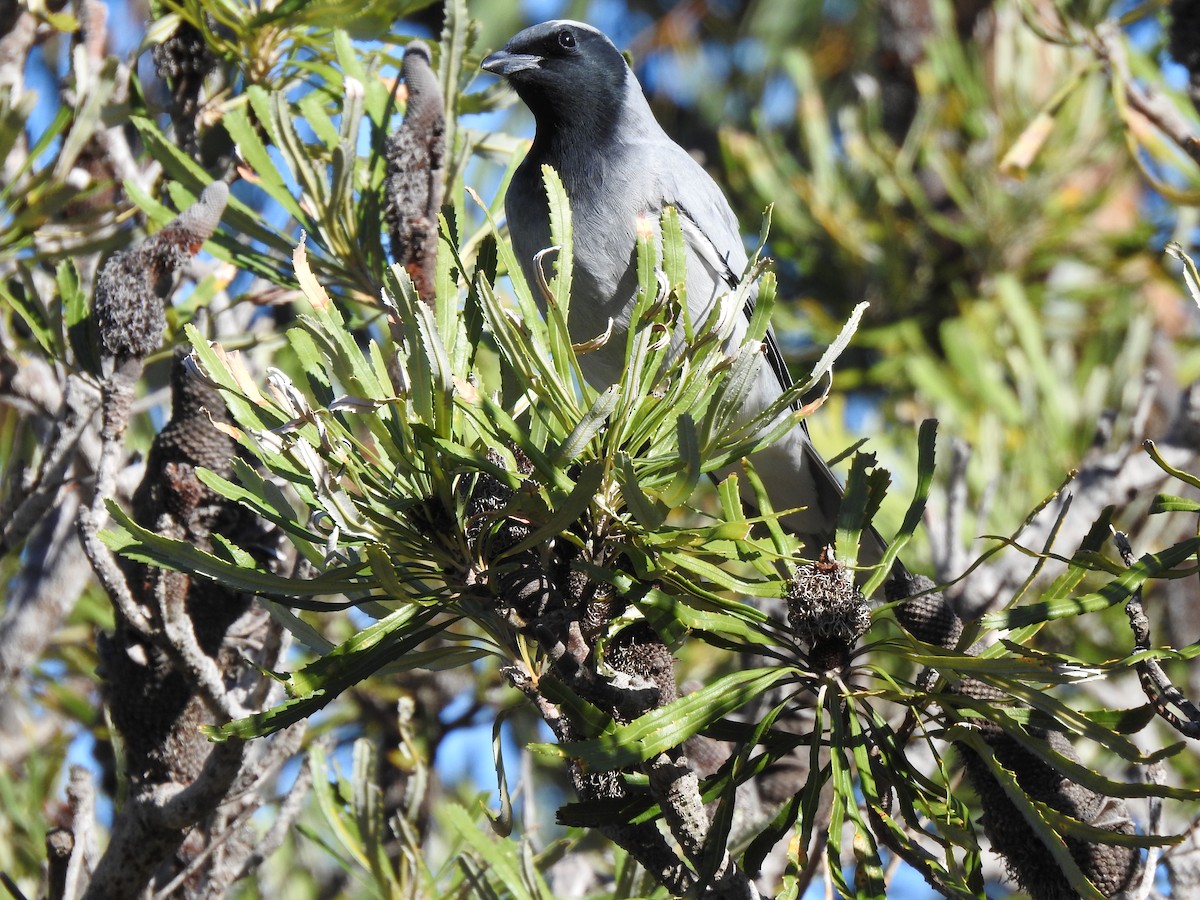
481,49,542,77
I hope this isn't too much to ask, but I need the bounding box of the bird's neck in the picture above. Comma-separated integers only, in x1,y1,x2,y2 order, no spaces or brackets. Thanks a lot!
527,74,650,166
531,114,618,165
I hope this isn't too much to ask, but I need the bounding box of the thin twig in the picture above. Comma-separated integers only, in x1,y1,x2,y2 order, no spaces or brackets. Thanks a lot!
1,374,100,556
155,556,237,720
1115,529,1200,738
229,745,316,883
61,767,97,900
150,804,256,900
1094,20,1200,169
77,358,155,638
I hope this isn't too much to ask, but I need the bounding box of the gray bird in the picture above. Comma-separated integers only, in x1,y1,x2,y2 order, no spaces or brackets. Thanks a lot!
482,20,858,555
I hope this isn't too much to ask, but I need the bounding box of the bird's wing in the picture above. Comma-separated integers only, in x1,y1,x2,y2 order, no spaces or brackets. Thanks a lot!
655,148,799,409
657,148,880,558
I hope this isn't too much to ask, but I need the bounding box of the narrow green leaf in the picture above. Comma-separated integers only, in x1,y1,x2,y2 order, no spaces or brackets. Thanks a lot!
657,548,778,597
632,585,766,644
615,452,667,530
865,418,936,594
660,414,702,507
501,460,605,558
102,500,367,601
529,667,794,770
536,675,613,737
290,604,436,696
981,537,1200,630
797,683,829,858
541,165,573,324
485,709,514,837
307,742,373,869
1,278,55,358
195,465,322,557
54,55,118,178
2,105,67,190
58,260,99,373
435,0,469,177
660,205,689,335
222,105,310,225
1150,493,1200,514
554,386,618,463
207,607,442,741
441,804,537,900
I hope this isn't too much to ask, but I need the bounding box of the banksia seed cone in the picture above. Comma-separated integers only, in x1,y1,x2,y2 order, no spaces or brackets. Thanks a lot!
786,553,870,669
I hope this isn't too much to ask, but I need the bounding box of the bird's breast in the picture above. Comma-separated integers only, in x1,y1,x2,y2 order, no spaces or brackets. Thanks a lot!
507,151,649,387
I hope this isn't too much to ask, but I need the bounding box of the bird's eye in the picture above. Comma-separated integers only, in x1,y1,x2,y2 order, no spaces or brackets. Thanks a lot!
557,29,576,49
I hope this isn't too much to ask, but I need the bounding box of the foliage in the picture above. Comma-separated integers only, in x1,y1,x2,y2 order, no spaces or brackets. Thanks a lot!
713,1,1200,546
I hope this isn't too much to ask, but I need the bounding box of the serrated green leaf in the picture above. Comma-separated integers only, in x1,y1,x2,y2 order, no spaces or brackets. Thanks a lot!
615,452,667,530
659,414,702,507
555,385,618,463
207,606,442,741
982,536,1200,630
529,667,794,770
102,500,366,602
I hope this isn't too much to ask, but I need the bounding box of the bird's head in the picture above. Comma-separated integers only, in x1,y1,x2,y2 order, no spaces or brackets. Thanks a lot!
481,20,631,133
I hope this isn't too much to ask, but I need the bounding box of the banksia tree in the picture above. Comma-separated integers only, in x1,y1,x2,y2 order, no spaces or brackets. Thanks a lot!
2,1,1200,899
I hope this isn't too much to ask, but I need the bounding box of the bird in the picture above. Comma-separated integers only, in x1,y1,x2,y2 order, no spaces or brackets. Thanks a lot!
481,20,866,559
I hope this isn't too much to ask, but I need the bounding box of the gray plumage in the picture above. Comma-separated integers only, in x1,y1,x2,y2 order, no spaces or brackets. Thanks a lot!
482,20,847,549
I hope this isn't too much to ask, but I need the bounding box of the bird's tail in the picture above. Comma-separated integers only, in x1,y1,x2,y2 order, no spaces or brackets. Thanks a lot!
799,439,907,579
